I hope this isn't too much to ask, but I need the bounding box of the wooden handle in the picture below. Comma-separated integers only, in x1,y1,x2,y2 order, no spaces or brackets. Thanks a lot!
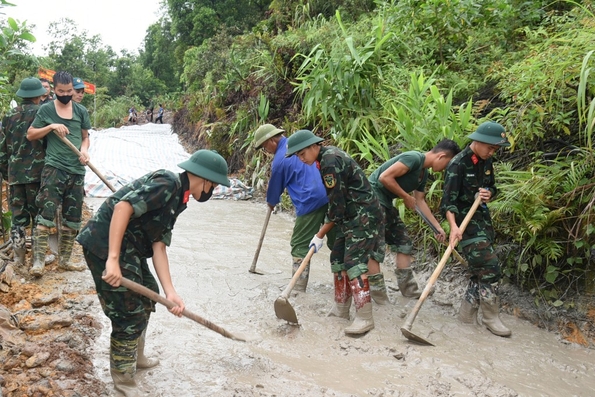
53,131,117,192
402,195,483,329
249,207,273,273
119,276,245,342
280,246,316,299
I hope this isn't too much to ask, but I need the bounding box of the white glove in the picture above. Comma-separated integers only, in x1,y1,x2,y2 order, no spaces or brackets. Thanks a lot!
309,235,324,253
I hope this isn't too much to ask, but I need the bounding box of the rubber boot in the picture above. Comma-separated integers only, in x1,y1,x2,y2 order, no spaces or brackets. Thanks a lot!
367,272,390,305
396,268,421,298
110,337,142,396
30,228,50,277
344,277,374,335
459,279,479,324
479,283,512,337
58,228,85,271
11,226,26,265
327,272,352,319
137,329,159,369
292,257,310,292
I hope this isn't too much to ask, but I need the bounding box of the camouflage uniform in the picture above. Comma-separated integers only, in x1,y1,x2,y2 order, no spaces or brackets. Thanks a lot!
77,169,189,373
440,145,500,306
318,146,385,280
0,100,45,254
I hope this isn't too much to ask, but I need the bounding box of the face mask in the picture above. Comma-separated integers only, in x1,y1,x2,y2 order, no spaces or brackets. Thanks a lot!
55,94,72,105
197,185,214,202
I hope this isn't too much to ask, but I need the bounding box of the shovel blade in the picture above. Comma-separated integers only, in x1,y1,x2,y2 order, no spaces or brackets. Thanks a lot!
400,326,435,346
249,269,265,275
274,297,298,324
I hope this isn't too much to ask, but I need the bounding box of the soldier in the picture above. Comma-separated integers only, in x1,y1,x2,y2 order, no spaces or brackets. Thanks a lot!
286,130,386,335
76,150,230,396
252,124,332,291
72,77,85,104
369,139,460,298
27,71,91,277
440,121,512,337
0,78,47,265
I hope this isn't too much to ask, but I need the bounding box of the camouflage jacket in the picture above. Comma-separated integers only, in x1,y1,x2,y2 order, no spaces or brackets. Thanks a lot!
0,101,45,184
317,145,383,236
440,145,497,245
77,170,189,267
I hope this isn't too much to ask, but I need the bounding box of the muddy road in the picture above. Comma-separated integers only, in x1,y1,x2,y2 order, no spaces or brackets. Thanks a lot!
86,198,595,396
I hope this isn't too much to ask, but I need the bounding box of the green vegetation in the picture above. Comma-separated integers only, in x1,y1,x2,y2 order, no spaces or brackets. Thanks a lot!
1,0,594,305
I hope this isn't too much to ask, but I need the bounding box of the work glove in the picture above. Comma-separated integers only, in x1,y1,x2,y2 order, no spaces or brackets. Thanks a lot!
309,235,324,253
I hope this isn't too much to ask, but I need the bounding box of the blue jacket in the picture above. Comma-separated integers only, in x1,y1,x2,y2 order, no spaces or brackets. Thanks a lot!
267,136,328,216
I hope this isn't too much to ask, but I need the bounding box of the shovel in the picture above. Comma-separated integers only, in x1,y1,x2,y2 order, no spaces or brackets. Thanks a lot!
249,206,272,275
119,275,246,342
274,246,315,324
401,196,482,346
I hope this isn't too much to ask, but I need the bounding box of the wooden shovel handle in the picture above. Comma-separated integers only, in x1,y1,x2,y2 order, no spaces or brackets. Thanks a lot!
119,276,245,342
280,246,316,299
249,206,272,273
53,132,116,192
402,195,483,329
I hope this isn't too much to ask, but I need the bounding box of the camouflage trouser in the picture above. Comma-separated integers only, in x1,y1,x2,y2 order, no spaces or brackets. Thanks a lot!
382,205,413,255
9,182,40,228
460,238,501,285
330,216,386,280
83,248,159,372
291,204,335,258
35,165,84,230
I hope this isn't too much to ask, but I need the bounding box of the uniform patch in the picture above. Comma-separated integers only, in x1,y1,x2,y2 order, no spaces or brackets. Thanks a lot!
323,174,336,188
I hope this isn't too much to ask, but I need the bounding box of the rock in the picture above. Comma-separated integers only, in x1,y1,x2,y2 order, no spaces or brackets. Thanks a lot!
26,351,51,368
20,313,73,331
31,292,61,308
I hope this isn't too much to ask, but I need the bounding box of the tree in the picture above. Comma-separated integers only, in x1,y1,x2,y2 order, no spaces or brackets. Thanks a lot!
140,20,180,90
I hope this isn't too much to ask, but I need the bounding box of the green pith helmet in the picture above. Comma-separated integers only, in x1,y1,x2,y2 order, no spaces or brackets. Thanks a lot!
467,121,510,147
16,77,47,98
253,124,284,148
285,129,323,157
178,150,231,187
73,77,85,90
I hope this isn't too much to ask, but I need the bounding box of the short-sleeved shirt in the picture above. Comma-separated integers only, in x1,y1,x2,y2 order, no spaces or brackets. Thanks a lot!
77,170,189,262
266,135,328,216
31,101,91,175
0,101,45,184
369,151,428,208
317,145,383,236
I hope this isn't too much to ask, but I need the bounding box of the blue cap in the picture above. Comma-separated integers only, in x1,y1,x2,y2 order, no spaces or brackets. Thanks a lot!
73,77,85,90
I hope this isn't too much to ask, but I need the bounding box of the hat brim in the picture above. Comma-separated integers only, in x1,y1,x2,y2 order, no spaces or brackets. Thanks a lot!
468,132,510,147
16,87,47,98
285,136,324,157
254,129,284,148
178,160,231,187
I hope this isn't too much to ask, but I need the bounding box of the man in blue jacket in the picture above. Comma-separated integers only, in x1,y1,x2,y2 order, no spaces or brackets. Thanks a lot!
253,124,332,291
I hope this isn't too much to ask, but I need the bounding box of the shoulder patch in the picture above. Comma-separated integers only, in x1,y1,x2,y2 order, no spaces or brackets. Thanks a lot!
323,174,336,189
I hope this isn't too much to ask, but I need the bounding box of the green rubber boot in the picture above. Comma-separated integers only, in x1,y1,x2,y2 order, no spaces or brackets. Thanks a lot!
368,272,390,305
292,257,310,292
58,228,85,271
30,228,50,277
110,337,142,396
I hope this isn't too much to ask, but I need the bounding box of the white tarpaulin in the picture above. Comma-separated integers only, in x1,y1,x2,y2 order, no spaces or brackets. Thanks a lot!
84,123,253,200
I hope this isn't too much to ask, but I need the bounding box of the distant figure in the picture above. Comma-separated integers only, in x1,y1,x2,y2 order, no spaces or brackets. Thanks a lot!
72,77,85,104
39,78,53,104
146,107,153,123
155,104,164,124
128,107,138,124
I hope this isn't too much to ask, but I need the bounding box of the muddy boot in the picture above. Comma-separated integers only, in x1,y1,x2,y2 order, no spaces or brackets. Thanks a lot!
137,329,159,369
58,228,85,271
30,228,50,277
459,279,479,324
327,272,352,319
344,277,374,336
292,257,310,292
367,272,390,305
396,268,421,298
479,282,511,337
10,226,27,265
111,337,142,396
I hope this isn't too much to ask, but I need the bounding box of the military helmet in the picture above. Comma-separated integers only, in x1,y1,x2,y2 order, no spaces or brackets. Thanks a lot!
253,124,284,148
73,77,85,90
16,77,47,98
285,129,323,157
467,121,510,147
178,150,231,187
